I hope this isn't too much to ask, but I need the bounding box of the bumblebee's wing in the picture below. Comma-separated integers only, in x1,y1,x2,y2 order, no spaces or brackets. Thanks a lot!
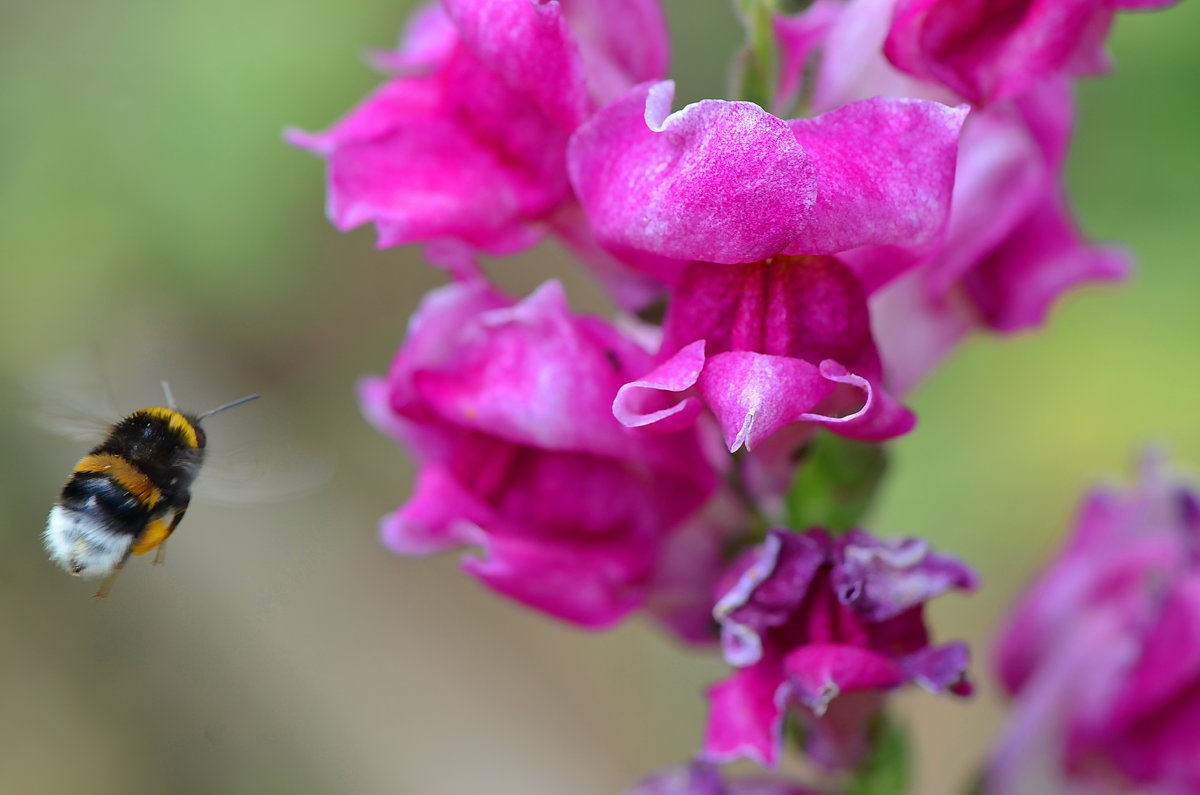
24,352,120,443
192,417,333,505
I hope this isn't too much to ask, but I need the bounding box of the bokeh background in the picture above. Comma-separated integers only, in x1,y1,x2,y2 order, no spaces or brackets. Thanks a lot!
2,2,1198,793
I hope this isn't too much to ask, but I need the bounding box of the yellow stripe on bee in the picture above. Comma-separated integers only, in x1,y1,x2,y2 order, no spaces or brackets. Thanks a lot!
73,453,162,509
131,517,171,556
139,407,200,448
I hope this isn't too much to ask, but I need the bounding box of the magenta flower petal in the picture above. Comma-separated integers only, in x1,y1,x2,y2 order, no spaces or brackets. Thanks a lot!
363,279,718,629
794,359,916,442
782,98,968,255
410,281,648,458
462,513,650,629
703,662,789,767
785,645,907,714
442,0,590,129
380,466,492,555
288,68,565,254
612,340,707,432
569,81,818,264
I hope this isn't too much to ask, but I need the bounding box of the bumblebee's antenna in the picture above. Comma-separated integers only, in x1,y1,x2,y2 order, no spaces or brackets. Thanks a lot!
198,394,261,421
161,381,177,410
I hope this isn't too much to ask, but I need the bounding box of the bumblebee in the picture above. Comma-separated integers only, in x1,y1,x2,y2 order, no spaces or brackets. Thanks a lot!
43,385,258,597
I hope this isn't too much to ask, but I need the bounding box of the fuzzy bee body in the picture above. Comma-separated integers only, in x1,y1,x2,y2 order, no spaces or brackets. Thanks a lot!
43,391,258,594
45,407,206,580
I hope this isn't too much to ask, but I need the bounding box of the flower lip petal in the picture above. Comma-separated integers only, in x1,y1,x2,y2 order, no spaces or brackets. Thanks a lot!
784,644,908,715
798,360,917,442
612,339,707,431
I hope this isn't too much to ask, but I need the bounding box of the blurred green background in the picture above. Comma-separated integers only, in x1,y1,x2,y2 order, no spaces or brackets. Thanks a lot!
2,2,1197,793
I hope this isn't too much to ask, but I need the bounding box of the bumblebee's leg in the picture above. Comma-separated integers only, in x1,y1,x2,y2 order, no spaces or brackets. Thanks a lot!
153,504,188,567
93,553,131,599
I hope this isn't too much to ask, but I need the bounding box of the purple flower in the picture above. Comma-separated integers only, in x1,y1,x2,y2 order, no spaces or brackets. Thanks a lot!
288,0,670,307
613,256,915,452
883,0,1182,106
626,761,818,795
359,277,718,629
704,529,975,769
777,0,1130,393
989,455,1200,794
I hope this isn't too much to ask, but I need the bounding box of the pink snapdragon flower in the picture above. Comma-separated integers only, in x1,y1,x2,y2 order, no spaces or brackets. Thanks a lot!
288,0,671,306
359,277,718,629
775,0,1131,393
989,456,1200,794
626,761,817,795
569,81,966,449
704,528,975,769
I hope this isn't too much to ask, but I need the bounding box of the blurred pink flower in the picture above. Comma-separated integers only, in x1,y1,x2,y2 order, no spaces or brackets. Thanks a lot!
359,278,718,629
883,0,1182,106
288,0,670,307
613,256,914,452
704,529,975,769
868,77,1127,392
989,455,1200,794
777,0,1131,393
626,760,817,795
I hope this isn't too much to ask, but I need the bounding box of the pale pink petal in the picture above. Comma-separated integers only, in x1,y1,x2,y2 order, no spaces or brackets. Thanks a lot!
833,530,977,621
698,351,837,452
772,0,843,115
561,0,670,104
613,340,707,432
964,190,1129,333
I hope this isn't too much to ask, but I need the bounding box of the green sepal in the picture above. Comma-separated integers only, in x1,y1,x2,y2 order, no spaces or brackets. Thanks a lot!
730,0,777,106
845,714,911,795
784,431,887,533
